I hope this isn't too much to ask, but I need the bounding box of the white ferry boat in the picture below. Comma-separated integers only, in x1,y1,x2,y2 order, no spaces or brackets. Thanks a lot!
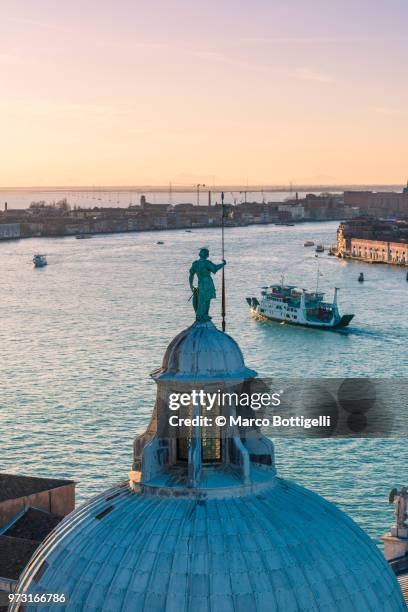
246,283,354,329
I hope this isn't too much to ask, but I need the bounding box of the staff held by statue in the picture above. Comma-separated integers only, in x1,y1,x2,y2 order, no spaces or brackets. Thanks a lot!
221,191,226,332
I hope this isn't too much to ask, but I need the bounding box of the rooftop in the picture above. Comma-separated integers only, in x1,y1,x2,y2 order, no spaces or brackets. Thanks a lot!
0,473,74,503
0,535,39,581
397,574,408,606
11,479,405,611
3,508,60,542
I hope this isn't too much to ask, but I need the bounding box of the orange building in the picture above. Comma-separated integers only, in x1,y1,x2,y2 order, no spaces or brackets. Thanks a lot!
344,189,408,217
350,238,407,265
337,218,408,266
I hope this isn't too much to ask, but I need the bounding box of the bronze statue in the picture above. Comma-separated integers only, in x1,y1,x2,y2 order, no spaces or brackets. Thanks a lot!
389,487,408,528
189,248,226,321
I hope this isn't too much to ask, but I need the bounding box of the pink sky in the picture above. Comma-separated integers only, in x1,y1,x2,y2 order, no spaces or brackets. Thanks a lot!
0,0,407,186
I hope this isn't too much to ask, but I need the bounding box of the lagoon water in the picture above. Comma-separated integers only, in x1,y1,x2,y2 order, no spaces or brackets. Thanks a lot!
1,221,407,543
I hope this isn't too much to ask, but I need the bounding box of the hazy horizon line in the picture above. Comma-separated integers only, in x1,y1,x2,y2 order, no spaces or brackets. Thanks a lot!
0,183,405,193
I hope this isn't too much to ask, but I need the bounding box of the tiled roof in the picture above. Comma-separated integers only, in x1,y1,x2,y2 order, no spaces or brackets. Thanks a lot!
4,508,61,543
397,574,408,606
0,536,38,581
11,479,406,611
0,474,73,503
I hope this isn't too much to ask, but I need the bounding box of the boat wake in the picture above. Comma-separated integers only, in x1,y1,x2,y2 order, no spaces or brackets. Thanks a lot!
345,327,388,341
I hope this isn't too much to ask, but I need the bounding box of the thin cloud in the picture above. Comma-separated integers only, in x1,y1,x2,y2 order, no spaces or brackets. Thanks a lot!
7,17,71,33
242,35,395,45
0,98,129,116
295,67,333,83
94,40,170,51
8,17,169,52
193,50,268,72
368,107,399,115
0,53,22,65
244,36,342,45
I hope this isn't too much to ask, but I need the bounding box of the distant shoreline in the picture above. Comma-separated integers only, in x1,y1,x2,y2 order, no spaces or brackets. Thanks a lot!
0,218,342,244
0,184,404,194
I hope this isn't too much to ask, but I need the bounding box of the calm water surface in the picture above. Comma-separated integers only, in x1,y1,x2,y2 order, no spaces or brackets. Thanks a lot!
1,221,407,543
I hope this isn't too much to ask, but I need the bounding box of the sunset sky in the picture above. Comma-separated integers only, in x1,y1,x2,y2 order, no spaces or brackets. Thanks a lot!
0,0,407,187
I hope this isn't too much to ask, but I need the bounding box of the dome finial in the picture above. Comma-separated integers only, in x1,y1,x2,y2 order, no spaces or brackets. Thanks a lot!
189,248,226,322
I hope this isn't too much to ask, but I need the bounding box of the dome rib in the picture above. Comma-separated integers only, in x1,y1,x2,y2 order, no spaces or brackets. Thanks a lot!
152,321,256,381
10,480,406,612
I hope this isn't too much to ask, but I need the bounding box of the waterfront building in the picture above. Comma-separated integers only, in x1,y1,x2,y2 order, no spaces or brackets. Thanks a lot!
0,223,20,240
276,202,304,220
233,201,268,224
272,193,357,222
337,218,408,265
172,203,222,228
344,188,408,217
9,257,405,611
232,202,282,224
350,238,407,265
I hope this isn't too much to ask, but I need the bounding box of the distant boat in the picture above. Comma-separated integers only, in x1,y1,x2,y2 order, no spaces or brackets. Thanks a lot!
275,222,295,226
358,272,364,283
157,241,164,245
315,244,324,253
76,234,92,239
304,241,315,247
185,230,192,233
246,283,354,330
33,254,47,268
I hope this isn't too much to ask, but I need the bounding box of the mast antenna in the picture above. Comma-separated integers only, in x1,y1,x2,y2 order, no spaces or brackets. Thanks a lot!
316,263,323,293
221,192,226,332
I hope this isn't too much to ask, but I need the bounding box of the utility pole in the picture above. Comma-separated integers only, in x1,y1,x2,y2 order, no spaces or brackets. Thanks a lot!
196,184,205,206
208,190,211,206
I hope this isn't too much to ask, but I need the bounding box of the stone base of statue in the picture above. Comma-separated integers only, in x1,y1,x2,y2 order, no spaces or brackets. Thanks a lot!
382,528,408,561
391,525,408,538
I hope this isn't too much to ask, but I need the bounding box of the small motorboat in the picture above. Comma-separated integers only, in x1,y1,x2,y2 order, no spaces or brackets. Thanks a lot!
358,273,364,283
315,244,324,253
157,241,164,245
304,241,315,247
76,234,92,239
185,230,192,233
33,254,47,268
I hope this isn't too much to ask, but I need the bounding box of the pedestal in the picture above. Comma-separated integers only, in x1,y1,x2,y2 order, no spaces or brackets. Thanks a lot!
382,527,408,561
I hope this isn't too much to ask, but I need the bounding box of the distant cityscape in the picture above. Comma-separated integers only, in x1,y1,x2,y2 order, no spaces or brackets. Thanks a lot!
1,187,408,267
0,185,406,237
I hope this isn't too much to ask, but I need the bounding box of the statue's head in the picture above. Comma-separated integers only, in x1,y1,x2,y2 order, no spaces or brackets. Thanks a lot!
199,247,209,259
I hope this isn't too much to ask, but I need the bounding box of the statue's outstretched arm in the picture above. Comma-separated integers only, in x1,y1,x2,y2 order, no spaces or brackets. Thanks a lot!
207,260,226,273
